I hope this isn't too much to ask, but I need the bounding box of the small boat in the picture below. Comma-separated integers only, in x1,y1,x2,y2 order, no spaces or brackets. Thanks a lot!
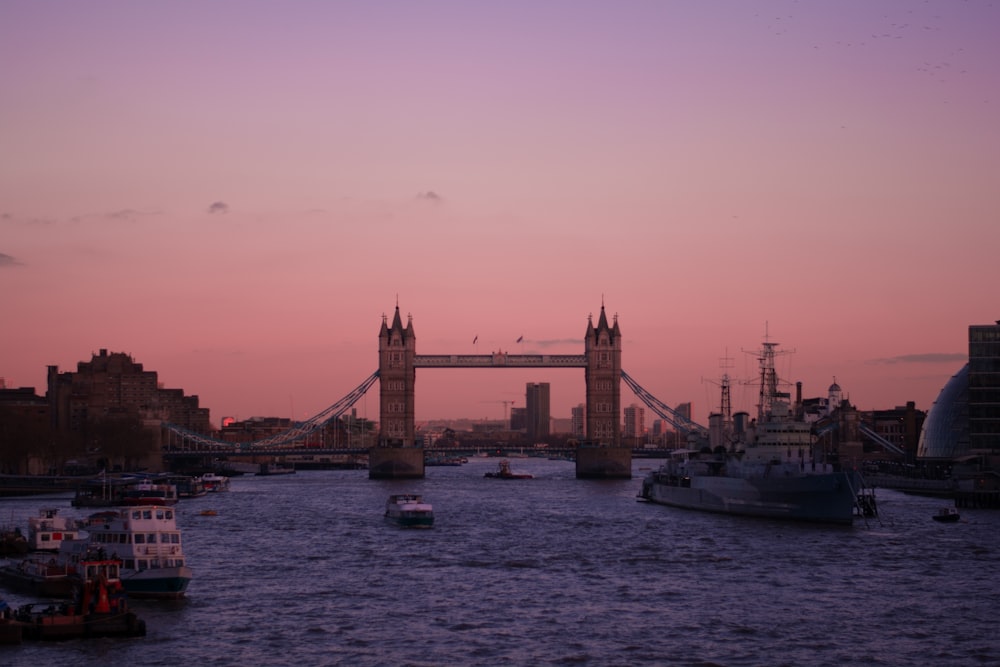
484,459,533,479
932,507,961,523
198,509,218,517
121,480,179,506
27,508,82,552
200,472,231,492
384,494,434,528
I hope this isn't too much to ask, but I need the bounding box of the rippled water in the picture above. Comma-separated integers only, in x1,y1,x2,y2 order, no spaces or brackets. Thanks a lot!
3,458,999,666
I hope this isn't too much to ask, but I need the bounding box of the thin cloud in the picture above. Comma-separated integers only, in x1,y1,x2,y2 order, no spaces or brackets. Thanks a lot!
207,201,229,214
868,353,967,365
416,191,443,203
0,252,22,267
106,208,158,222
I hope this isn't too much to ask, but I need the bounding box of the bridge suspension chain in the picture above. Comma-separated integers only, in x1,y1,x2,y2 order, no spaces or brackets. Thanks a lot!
620,370,710,441
163,370,380,450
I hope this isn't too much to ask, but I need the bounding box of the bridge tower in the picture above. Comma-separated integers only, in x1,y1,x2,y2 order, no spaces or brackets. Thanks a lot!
577,304,631,478
371,304,424,478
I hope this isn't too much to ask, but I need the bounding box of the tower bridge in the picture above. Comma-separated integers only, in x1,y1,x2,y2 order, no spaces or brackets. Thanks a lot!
163,302,706,480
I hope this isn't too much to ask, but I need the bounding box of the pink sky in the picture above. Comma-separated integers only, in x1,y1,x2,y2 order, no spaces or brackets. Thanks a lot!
2,1,998,427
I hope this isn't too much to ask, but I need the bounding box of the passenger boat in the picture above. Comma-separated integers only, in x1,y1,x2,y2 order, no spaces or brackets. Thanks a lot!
8,551,146,641
27,508,81,552
484,459,533,479
639,338,869,525
384,494,435,528
932,507,960,523
60,505,192,599
200,472,231,492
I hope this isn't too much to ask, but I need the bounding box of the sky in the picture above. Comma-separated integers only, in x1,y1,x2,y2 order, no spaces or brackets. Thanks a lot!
2,1,998,428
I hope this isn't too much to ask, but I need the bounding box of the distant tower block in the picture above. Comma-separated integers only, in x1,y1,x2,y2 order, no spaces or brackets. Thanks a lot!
373,304,423,479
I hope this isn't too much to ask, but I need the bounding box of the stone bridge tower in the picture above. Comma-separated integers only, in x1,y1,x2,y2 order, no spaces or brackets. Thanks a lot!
584,305,622,445
371,305,424,479
577,304,630,478
378,305,416,446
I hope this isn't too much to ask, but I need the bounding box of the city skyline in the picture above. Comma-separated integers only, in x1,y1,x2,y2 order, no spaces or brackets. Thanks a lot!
3,2,997,425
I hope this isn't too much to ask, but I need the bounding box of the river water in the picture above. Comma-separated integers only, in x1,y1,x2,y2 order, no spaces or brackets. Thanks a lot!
2,457,999,666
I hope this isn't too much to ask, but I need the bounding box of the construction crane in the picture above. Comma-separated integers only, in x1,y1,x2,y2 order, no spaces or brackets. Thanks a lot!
480,399,515,429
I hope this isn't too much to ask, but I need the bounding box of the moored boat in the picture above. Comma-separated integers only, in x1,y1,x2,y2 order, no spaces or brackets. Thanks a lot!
484,459,533,479
200,472,231,492
639,338,870,525
60,505,192,599
27,508,81,552
384,494,435,528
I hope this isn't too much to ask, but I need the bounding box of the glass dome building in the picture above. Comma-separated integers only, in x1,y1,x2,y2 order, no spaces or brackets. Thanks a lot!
917,364,969,460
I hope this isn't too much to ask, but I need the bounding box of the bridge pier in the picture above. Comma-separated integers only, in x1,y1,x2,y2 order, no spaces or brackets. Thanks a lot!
575,445,632,479
368,446,426,479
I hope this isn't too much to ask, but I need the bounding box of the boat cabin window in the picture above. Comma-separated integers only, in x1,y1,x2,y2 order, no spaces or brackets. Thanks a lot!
156,509,165,520
132,510,141,519
142,510,152,519
147,533,157,543
135,534,145,544
165,510,173,520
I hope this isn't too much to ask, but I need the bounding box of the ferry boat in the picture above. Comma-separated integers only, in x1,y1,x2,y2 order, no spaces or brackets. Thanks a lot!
384,494,434,528
639,338,868,525
60,505,192,599
27,508,81,552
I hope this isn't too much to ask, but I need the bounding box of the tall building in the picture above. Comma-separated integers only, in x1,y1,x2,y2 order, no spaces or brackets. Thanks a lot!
623,403,645,439
571,404,585,437
510,406,526,432
969,320,1000,454
47,349,211,434
525,382,550,441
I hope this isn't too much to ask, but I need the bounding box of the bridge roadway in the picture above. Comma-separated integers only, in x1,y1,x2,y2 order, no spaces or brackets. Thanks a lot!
413,353,586,367
162,447,673,459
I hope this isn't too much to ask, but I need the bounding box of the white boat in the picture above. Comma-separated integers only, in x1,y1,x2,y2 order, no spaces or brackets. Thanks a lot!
27,508,81,552
200,472,231,492
60,505,192,599
384,494,434,528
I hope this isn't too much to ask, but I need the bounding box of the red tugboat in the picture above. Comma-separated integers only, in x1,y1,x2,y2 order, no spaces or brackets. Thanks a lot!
11,549,146,641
